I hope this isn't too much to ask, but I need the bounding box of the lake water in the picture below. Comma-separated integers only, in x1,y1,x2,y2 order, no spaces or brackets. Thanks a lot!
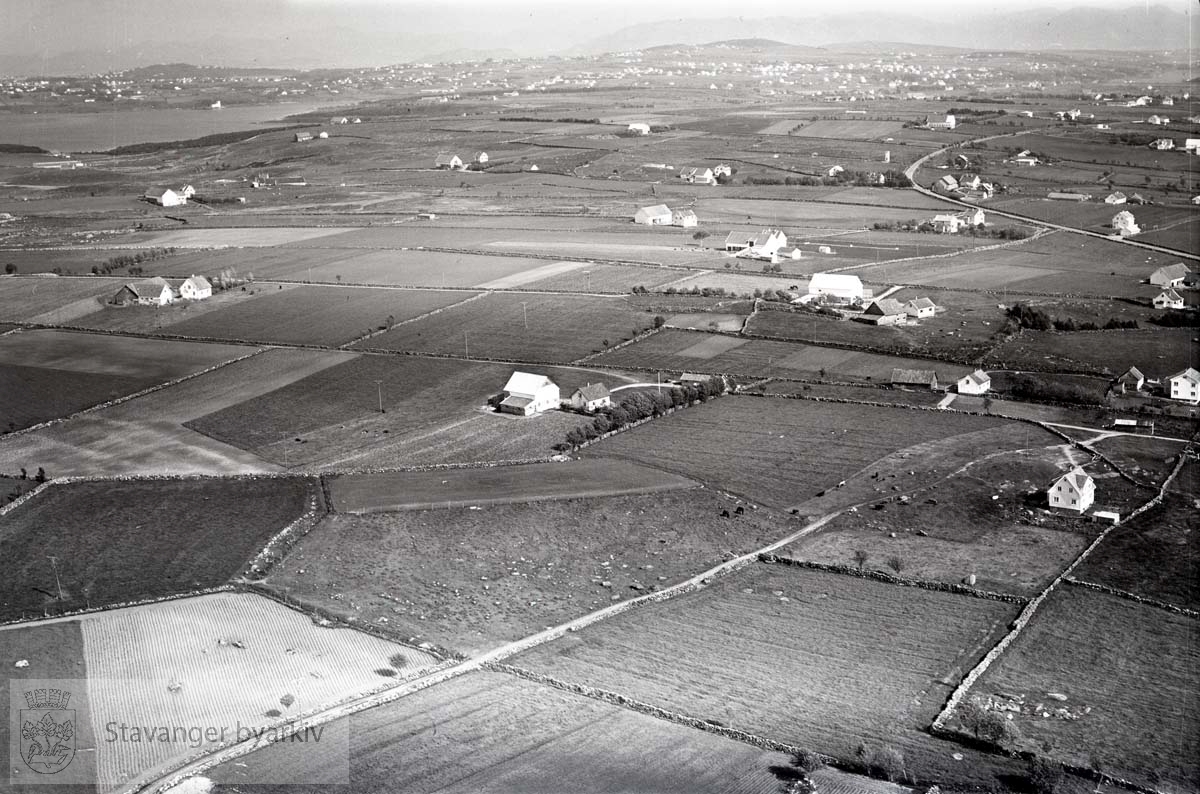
0,101,346,153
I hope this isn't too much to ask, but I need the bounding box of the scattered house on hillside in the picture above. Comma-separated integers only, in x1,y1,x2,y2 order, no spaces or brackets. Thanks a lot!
712,164,732,178
1048,468,1095,512
435,153,464,170
891,368,938,390
1128,193,1149,205
567,383,612,413
177,275,212,300
352,117,362,124
925,114,956,130
906,297,937,318
330,116,349,125
776,245,803,260
111,276,175,307
210,101,222,109
1185,138,1200,154
677,372,713,386
931,174,959,194
1047,191,1090,202
1104,191,1127,205
952,153,970,169
294,131,313,142
318,131,329,139
957,173,983,190
627,122,651,135
679,166,716,185
144,187,186,207
1148,138,1175,150
826,165,844,178
958,207,985,227
862,298,907,325
498,372,560,416
1114,366,1145,394
1150,263,1192,288
931,213,963,234
809,272,864,302
1013,154,1040,167
474,151,489,164
1111,211,1140,236
671,208,698,228
1147,115,1169,125
957,370,991,395
1168,367,1200,403
1095,123,1111,130
1153,288,1184,309
179,185,196,199
634,204,673,225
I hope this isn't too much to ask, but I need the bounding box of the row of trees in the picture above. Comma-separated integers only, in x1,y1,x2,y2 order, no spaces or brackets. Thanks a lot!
556,379,724,450
91,246,176,276
1005,303,1137,332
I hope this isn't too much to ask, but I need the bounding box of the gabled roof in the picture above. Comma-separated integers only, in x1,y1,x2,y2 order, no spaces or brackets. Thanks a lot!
144,187,177,198
752,228,785,246
891,368,937,384
672,209,697,219
1119,366,1144,381
960,369,990,386
123,276,172,298
637,204,671,215
1168,367,1200,385
182,275,212,290
574,383,610,401
932,213,959,223
504,371,555,396
434,153,460,165
1152,263,1192,281
1052,468,1093,492
907,297,937,311
865,298,905,316
1156,288,1183,302
724,231,753,247
500,394,533,410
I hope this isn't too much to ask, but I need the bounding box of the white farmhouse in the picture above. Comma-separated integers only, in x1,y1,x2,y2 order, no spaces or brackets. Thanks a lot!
474,151,489,164
1153,289,1184,309
1186,138,1200,154
177,275,212,300
905,297,937,318
679,166,716,185
931,213,962,234
1104,191,1127,205
499,372,560,416
1111,211,1140,236
144,187,186,207
435,153,464,170
671,209,698,228
1168,367,1200,404
957,370,991,395
627,122,651,135
809,272,864,301
112,277,175,307
568,383,611,413
1048,468,1095,512
634,204,673,225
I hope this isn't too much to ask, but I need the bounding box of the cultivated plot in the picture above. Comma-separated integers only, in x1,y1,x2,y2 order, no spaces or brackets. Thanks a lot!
0,276,125,321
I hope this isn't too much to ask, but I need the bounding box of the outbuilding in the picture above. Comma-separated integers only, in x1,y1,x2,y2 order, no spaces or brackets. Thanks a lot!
891,368,939,390
144,187,186,207
499,372,560,416
1150,263,1191,288
568,383,612,413
809,272,863,301
634,204,673,225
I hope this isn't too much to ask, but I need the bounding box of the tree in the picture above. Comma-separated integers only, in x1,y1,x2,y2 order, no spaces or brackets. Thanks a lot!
886,555,904,575
692,230,710,240
1027,759,1065,794
35,467,46,484
852,550,869,571
864,745,905,782
791,749,825,773
652,315,666,329
4,263,16,274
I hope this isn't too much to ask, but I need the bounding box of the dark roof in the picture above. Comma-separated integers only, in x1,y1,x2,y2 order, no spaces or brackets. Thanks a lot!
574,383,610,401
865,298,905,316
891,368,937,385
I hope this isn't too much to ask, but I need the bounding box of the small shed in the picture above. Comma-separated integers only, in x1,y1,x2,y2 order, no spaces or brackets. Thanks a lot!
568,383,611,413
891,368,938,390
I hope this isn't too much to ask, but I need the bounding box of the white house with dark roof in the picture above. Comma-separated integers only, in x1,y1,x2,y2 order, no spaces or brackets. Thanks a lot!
1153,288,1184,310
906,297,937,318
634,204,673,225
1168,368,1200,404
679,166,716,185
568,383,611,413
499,372,560,416
112,276,175,306
957,370,991,395
931,213,963,234
862,298,907,325
1150,263,1191,288
435,153,464,170
474,151,489,164
1048,468,1095,512
177,275,212,300
144,187,186,207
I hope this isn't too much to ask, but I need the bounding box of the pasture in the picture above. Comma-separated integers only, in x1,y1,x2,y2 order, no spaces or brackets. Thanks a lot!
185,355,638,469
776,119,906,139
514,564,1022,787
77,592,438,789
1072,494,1199,611
966,585,1199,791
137,226,353,247
163,285,475,347
584,395,1040,509
329,458,696,512
265,488,786,654
0,276,124,321
0,362,150,431
0,477,315,620
206,671,794,794
985,327,1197,379
594,328,970,384
357,292,657,363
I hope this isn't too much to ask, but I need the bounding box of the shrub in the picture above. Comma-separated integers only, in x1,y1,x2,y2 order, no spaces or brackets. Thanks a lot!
791,749,825,773
865,745,906,782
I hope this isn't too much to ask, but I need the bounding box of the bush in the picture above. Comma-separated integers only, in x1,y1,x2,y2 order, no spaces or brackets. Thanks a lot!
864,745,906,782
791,749,825,773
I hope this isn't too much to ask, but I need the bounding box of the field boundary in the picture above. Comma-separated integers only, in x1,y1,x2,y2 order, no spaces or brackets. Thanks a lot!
759,555,1029,605
0,584,237,629
1061,576,1200,619
571,323,664,364
337,290,489,349
0,479,53,518
241,483,326,579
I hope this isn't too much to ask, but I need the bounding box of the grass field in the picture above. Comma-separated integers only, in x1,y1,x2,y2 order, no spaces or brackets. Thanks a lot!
185,355,638,469
357,292,658,363
966,585,1199,791
0,276,125,321
584,395,1041,509
139,227,353,247
784,446,1094,595
985,327,1197,379
773,119,906,139
1072,494,1199,610
163,285,475,346
594,328,971,385
329,458,696,512
0,362,150,431
0,477,315,620
206,671,796,793
1091,434,1191,486
76,591,439,790
514,564,1022,788
264,488,787,655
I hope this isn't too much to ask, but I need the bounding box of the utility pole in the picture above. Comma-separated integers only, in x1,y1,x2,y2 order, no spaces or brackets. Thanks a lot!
464,331,469,359
373,379,384,413
583,270,591,292
521,301,528,329
47,556,64,603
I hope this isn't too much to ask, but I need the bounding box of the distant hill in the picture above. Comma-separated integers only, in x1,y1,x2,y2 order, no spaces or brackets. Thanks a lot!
578,5,1196,54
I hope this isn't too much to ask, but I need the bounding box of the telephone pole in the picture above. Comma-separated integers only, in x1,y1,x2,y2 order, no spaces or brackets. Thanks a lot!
47,556,64,602
373,379,384,413
521,301,528,329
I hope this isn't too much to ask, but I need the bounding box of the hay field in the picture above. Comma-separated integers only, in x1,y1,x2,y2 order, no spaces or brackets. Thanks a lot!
0,328,248,380
778,120,906,139
79,592,439,789
137,227,353,247
0,276,125,321
966,585,1199,791
514,564,1021,787
206,671,793,793
985,327,1196,379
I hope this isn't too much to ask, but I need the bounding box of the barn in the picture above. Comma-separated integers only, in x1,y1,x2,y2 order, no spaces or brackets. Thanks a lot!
634,204,673,225
499,372,560,416
809,272,864,301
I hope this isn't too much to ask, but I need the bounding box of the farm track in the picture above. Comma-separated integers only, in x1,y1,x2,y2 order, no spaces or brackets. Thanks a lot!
904,130,1200,262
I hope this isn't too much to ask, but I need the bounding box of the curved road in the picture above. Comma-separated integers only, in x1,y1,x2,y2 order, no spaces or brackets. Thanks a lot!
903,130,1199,262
